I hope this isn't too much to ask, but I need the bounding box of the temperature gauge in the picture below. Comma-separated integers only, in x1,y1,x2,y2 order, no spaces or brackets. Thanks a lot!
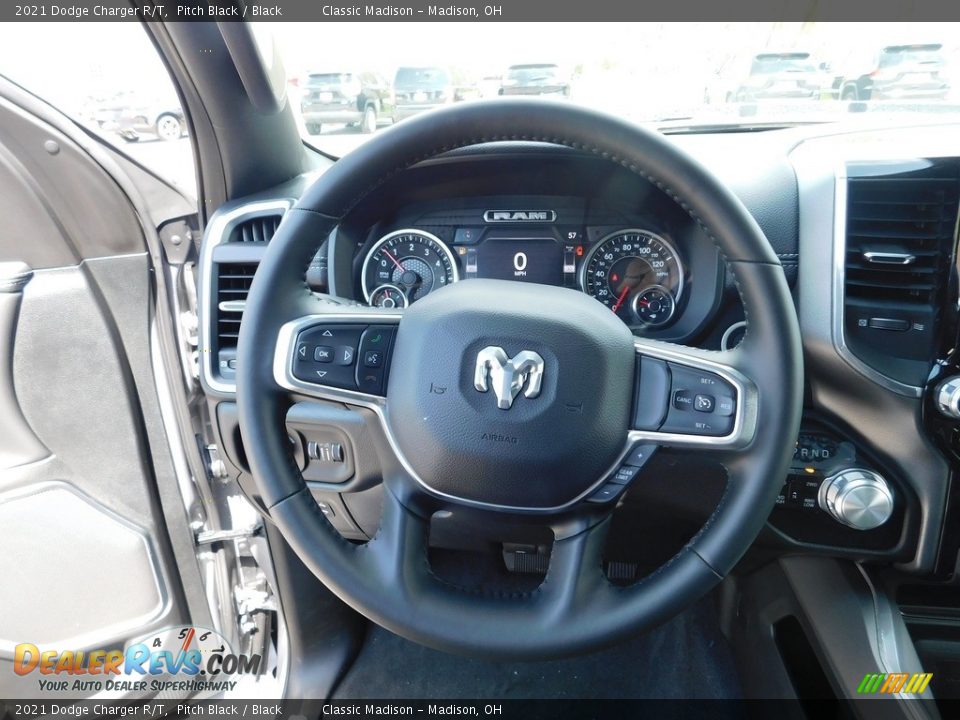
369,284,408,309
632,286,675,327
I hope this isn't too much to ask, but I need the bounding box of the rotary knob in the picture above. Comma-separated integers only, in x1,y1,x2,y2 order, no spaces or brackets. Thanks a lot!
818,468,893,530
936,376,960,420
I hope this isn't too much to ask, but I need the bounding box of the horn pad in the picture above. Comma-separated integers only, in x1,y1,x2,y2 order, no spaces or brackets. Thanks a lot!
385,279,635,509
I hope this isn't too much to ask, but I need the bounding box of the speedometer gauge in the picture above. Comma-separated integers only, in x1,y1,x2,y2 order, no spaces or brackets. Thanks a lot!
361,229,459,305
580,229,684,327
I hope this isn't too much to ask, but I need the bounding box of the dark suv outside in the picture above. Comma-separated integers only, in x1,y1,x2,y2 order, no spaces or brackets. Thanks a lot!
392,66,480,122
839,44,950,101
300,71,392,135
498,64,571,97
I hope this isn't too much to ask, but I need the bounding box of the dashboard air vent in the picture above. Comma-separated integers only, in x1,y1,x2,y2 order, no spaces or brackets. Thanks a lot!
227,214,281,244
215,263,257,350
843,160,959,378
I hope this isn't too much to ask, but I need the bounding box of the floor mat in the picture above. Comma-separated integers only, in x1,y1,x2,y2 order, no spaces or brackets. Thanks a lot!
332,595,741,699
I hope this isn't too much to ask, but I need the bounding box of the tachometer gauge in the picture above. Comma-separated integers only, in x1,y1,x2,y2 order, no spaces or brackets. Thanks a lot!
580,229,683,327
361,229,459,305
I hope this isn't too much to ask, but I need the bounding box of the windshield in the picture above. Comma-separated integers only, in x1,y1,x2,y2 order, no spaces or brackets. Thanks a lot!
507,65,562,81
878,45,945,68
749,54,816,75
0,22,197,197
271,21,960,157
394,67,451,89
306,73,354,86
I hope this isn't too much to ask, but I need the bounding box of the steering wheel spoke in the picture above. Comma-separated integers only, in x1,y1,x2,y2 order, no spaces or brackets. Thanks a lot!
274,308,402,403
629,338,757,452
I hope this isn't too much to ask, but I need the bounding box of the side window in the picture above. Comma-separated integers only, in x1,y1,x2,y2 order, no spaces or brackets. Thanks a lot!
0,23,197,200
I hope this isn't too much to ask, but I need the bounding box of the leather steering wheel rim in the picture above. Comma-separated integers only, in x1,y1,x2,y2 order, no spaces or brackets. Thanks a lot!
236,98,803,659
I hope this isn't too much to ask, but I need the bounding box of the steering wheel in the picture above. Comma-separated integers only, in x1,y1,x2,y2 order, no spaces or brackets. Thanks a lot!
236,99,802,659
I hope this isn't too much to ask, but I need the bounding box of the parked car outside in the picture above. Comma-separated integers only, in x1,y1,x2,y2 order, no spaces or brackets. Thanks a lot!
732,52,825,102
93,90,186,142
300,71,392,134
498,63,571,97
838,44,950,101
392,66,479,122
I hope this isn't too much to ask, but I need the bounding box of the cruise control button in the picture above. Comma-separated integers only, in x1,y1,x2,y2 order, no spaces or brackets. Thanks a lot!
661,362,736,436
673,389,694,410
660,411,734,437
334,346,356,366
716,396,735,417
314,346,333,362
694,394,715,413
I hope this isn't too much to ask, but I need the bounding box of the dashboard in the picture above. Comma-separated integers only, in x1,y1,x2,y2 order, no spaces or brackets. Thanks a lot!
198,125,960,579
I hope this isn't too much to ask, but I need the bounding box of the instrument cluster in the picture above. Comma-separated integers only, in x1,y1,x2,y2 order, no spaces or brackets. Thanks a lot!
359,221,688,331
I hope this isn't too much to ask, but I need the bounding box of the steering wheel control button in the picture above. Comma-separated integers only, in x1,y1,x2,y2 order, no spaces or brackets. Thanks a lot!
694,394,715,413
292,325,365,390
586,483,625,503
632,356,671,430
673,389,694,410
626,443,659,469
334,346,356,366
354,325,397,395
659,363,736,436
606,445,659,490
715,396,735,417
610,465,642,486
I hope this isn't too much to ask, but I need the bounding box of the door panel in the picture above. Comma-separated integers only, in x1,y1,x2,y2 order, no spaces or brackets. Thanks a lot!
0,81,203,698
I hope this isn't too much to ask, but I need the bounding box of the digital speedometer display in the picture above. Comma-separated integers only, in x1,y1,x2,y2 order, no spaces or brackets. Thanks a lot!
580,229,684,327
475,238,564,285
